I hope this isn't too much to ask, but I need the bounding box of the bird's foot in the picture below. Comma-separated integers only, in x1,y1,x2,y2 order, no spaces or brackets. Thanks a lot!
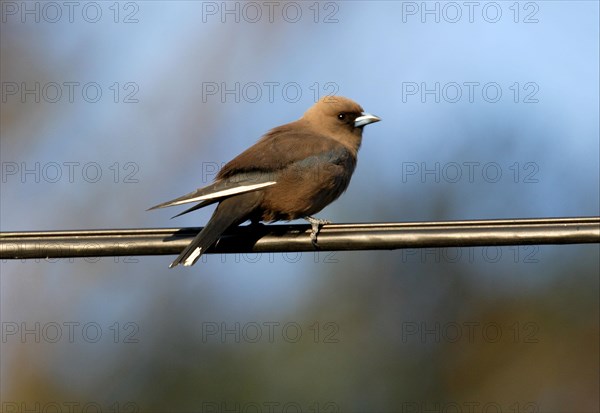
305,216,331,247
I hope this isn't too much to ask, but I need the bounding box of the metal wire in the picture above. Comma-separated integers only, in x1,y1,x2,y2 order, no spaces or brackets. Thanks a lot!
1,217,598,260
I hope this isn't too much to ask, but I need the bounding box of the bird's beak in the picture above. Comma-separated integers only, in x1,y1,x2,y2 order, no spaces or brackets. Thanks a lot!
354,113,381,128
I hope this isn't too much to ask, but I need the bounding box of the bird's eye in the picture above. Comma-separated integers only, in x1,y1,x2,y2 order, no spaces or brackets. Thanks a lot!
337,113,346,121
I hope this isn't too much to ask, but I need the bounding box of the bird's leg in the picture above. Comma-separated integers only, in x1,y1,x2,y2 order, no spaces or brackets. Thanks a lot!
305,216,331,246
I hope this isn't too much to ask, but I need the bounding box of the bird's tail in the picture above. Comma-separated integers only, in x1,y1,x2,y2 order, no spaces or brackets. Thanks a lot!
169,194,260,268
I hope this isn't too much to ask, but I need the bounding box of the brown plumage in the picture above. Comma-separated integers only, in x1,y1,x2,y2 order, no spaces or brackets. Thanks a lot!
149,96,380,267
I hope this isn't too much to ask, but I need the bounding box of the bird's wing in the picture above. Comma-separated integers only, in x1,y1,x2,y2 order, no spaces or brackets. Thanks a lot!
147,171,277,210
149,126,343,212
169,199,216,219
217,124,342,179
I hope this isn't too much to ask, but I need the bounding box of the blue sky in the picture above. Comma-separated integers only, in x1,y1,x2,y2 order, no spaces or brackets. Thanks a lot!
1,1,599,409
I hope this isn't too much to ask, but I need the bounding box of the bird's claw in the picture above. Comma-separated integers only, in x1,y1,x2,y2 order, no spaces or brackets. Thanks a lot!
305,216,331,247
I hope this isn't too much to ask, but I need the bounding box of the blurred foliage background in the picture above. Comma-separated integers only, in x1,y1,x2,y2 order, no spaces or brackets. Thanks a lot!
1,1,598,412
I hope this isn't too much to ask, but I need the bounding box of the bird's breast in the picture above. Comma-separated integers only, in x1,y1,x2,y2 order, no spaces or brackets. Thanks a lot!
258,149,357,222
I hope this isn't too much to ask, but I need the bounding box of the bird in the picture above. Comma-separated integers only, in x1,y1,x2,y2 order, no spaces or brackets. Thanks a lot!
148,96,380,267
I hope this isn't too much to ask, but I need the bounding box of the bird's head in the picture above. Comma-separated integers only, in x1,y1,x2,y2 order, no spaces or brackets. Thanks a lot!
302,96,380,153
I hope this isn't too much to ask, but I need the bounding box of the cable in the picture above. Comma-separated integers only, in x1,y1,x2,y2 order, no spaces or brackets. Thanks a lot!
1,217,598,260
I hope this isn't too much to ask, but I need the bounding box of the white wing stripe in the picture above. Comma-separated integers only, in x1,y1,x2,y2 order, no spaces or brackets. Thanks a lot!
169,181,277,207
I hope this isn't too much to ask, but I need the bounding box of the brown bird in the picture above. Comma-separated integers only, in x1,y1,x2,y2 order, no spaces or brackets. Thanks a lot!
149,96,380,267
